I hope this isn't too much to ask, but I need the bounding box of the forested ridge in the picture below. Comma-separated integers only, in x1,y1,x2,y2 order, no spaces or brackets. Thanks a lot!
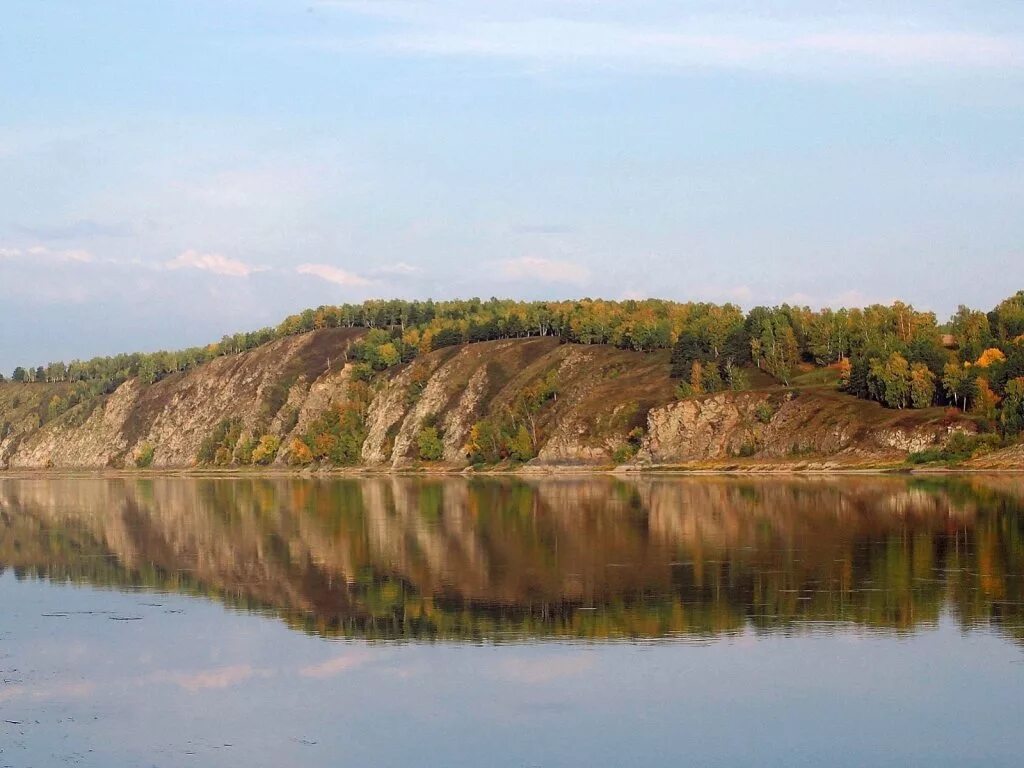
5,292,1024,453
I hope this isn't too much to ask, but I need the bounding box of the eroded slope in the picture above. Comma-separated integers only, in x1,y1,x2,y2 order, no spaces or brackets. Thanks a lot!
0,331,986,469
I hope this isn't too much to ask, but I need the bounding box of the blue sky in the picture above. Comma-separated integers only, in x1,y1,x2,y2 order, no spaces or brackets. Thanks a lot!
1,0,1022,370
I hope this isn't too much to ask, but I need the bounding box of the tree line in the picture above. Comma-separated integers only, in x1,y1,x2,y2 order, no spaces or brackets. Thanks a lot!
7,292,1024,436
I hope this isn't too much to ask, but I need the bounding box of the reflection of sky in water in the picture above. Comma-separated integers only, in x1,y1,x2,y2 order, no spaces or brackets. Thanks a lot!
4,475,1024,765
2,573,1022,767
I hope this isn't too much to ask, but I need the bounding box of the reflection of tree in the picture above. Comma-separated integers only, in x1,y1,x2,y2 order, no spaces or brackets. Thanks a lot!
1,476,1023,644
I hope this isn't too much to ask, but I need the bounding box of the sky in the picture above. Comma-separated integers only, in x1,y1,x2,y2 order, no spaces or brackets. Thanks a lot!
1,0,1022,371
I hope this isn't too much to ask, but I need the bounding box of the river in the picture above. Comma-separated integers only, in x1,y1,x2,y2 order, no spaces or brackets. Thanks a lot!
1,475,1022,766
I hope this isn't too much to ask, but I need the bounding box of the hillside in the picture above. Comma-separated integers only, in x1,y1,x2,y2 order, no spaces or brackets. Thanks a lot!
0,329,985,471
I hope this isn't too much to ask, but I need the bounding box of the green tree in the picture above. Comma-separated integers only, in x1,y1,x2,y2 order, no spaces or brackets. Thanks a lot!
511,370,559,448
759,322,799,385
467,419,503,465
990,291,1024,340
46,395,68,421
234,437,255,465
669,330,706,378
700,361,724,393
135,443,156,468
951,305,992,362
868,352,912,409
508,424,534,462
909,363,936,409
251,435,281,465
942,362,974,412
1000,377,1024,436
417,426,444,461
721,359,749,391
197,418,243,464
138,357,158,385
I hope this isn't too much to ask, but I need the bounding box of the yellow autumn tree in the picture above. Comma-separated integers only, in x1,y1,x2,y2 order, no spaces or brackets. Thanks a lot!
377,342,401,368
251,435,281,465
972,378,1001,421
288,438,314,466
835,358,852,388
909,363,936,409
690,361,704,395
402,327,421,350
975,348,1007,368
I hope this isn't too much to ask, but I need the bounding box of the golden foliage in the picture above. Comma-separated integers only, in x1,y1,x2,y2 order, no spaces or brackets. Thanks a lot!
288,438,314,466
975,348,1007,368
972,377,1001,421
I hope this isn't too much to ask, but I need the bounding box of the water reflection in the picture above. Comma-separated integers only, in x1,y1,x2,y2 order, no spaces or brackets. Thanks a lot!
1,475,1023,643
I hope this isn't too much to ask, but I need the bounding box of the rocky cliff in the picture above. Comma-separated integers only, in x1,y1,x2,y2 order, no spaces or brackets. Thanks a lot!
0,329,982,470
638,389,974,468
0,328,364,469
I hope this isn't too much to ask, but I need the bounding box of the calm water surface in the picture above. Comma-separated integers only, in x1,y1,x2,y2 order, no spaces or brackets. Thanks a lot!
1,475,1023,767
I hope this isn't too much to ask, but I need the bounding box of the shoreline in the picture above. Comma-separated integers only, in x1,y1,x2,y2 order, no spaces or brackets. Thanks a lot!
1,464,1022,479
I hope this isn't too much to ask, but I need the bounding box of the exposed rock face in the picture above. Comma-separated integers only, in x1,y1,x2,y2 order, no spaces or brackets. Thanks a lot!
361,366,416,466
389,353,463,468
276,364,355,462
639,390,975,466
9,380,139,469
0,331,984,470
441,366,488,463
3,328,363,469
640,392,774,463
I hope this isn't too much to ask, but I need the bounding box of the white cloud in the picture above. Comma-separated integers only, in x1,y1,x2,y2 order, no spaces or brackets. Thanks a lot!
373,261,421,275
0,681,96,705
299,652,370,679
297,262,372,286
0,245,95,264
314,3,1024,75
381,22,1021,72
152,665,270,692
166,249,262,278
497,256,590,284
802,32,1020,67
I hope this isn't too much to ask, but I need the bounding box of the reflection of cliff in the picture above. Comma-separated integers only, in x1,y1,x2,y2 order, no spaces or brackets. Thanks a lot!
1,476,1023,643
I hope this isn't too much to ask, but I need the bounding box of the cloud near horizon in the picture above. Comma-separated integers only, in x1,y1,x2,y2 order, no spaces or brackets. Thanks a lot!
497,256,590,285
1,245,95,264
165,250,264,278
297,263,373,287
